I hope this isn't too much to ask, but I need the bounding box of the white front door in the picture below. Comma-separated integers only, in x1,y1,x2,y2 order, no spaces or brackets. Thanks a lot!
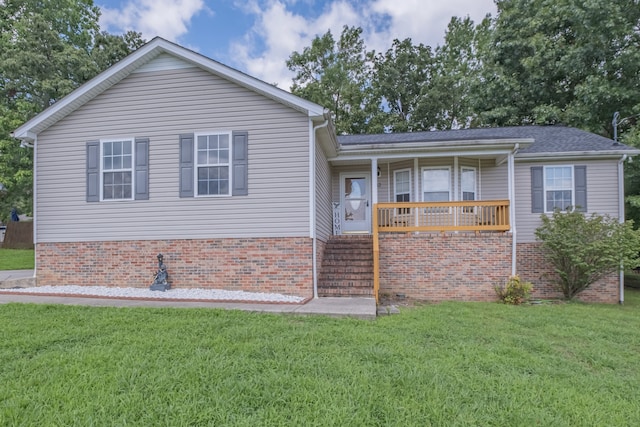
341,173,371,233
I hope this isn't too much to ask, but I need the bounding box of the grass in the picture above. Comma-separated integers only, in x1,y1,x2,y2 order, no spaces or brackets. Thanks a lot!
0,248,34,270
1,291,640,426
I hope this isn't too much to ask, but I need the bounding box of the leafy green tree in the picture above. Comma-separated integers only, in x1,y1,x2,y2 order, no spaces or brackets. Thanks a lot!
622,121,640,225
287,26,374,134
0,0,143,221
430,16,489,130
369,38,434,133
91,30,145,72
476,0,640,135
535,210,640,300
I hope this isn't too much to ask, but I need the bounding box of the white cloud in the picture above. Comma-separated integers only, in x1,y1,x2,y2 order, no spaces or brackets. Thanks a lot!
99,0,207,42
231,0,496,91
231,0,363,89
369,0,494,49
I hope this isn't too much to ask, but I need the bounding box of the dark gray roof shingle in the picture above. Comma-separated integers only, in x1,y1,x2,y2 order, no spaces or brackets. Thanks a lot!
336,126,636,154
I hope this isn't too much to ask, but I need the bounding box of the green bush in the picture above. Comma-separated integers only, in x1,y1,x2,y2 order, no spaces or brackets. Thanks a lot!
495,275,533,305
535,210,640,300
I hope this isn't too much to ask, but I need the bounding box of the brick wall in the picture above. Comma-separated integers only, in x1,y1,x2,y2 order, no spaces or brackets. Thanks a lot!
36,237,314,298
378,233,512,302
516,242,620,303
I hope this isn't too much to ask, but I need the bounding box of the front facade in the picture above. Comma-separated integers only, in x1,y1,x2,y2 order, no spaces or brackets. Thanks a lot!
14,38,639,303
330,129,634,302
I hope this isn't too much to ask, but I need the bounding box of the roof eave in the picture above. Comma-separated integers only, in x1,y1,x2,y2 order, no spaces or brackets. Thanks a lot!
515,149,640,160
338,138,533,154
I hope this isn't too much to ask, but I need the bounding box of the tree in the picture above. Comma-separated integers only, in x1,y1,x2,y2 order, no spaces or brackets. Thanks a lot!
287,26,374,134
622,121,640,226
535,210,640,300
0,0,144,221
475,0,640,135
369,38,434,133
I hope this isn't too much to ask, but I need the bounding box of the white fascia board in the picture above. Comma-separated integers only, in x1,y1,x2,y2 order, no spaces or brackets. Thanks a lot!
338,138,534,153
13,37,326,140
515,150,640,161
329,148,515,162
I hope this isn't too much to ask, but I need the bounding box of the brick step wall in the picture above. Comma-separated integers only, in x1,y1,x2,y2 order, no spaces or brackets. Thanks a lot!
318,235,374,297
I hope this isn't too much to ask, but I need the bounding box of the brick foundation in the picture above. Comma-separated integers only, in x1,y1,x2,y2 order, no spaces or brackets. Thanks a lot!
516,242,620,303
36,237,314,298
379,233,512,302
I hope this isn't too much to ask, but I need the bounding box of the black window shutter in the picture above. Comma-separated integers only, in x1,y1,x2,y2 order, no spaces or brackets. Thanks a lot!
574,165,587,212
86,141,100,202
134,138,149,200
531,166,544,213
179,134,194,198
232,131,249,196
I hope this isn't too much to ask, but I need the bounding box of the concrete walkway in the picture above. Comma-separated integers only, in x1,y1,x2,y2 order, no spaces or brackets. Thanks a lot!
0,269,34,281
0,270,377,319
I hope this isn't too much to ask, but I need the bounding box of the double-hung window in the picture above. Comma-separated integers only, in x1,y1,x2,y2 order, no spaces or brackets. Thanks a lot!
394,169,411,202
422,167,451,202
196,133,231,196
422,167,451,213
179,131,248,198
394,169,412,215
102,139,133,200
86,138,148,202
461,167,476,201
531,165,587,213
544,166,573,212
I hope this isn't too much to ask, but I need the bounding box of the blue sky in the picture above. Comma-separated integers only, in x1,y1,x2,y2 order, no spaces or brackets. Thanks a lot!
96,0,496,89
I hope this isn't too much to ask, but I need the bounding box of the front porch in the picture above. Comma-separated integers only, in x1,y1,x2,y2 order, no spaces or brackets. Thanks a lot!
322,200,513,303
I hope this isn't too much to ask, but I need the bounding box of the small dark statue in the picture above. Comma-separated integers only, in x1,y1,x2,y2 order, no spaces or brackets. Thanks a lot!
150,253,170,291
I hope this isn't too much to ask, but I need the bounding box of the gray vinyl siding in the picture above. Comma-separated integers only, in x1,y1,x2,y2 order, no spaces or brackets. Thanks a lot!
36,65,311,242
480,160,508,201
315,142,332,241
332,158,511,204
514,159,620,243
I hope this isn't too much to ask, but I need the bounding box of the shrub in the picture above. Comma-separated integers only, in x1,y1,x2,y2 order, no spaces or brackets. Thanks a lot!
535,210,640,300
495,275,533,305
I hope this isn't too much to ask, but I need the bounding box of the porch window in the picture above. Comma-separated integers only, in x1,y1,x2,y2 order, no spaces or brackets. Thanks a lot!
102,139,133,200
394,169,411,202
422,167,450,202
461,167,476,201
545,166,573,211
196,132,230,196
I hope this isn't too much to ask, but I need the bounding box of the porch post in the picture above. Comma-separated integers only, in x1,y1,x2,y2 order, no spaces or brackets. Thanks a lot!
371,157,378,206
453,156,459,201
414,158,419,201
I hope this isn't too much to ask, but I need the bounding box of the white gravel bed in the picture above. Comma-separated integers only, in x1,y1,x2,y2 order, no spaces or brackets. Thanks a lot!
0,285,306,303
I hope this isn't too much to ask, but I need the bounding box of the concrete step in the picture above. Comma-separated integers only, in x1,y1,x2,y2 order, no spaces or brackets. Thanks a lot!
317,287,374,297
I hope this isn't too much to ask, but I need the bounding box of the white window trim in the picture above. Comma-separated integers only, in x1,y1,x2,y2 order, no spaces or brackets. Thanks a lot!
394,168,412,202
100,138,134,202
421,166,452,202
194,131,233,198
460,166,477,201
543,165,574,213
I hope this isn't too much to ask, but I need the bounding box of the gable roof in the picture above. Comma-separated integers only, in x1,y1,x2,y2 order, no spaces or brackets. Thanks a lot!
13,37,327,142
337,126,639,158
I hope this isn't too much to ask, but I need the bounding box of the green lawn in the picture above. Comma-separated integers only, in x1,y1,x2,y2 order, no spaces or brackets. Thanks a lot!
1,291,640,426
0,248,35,270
